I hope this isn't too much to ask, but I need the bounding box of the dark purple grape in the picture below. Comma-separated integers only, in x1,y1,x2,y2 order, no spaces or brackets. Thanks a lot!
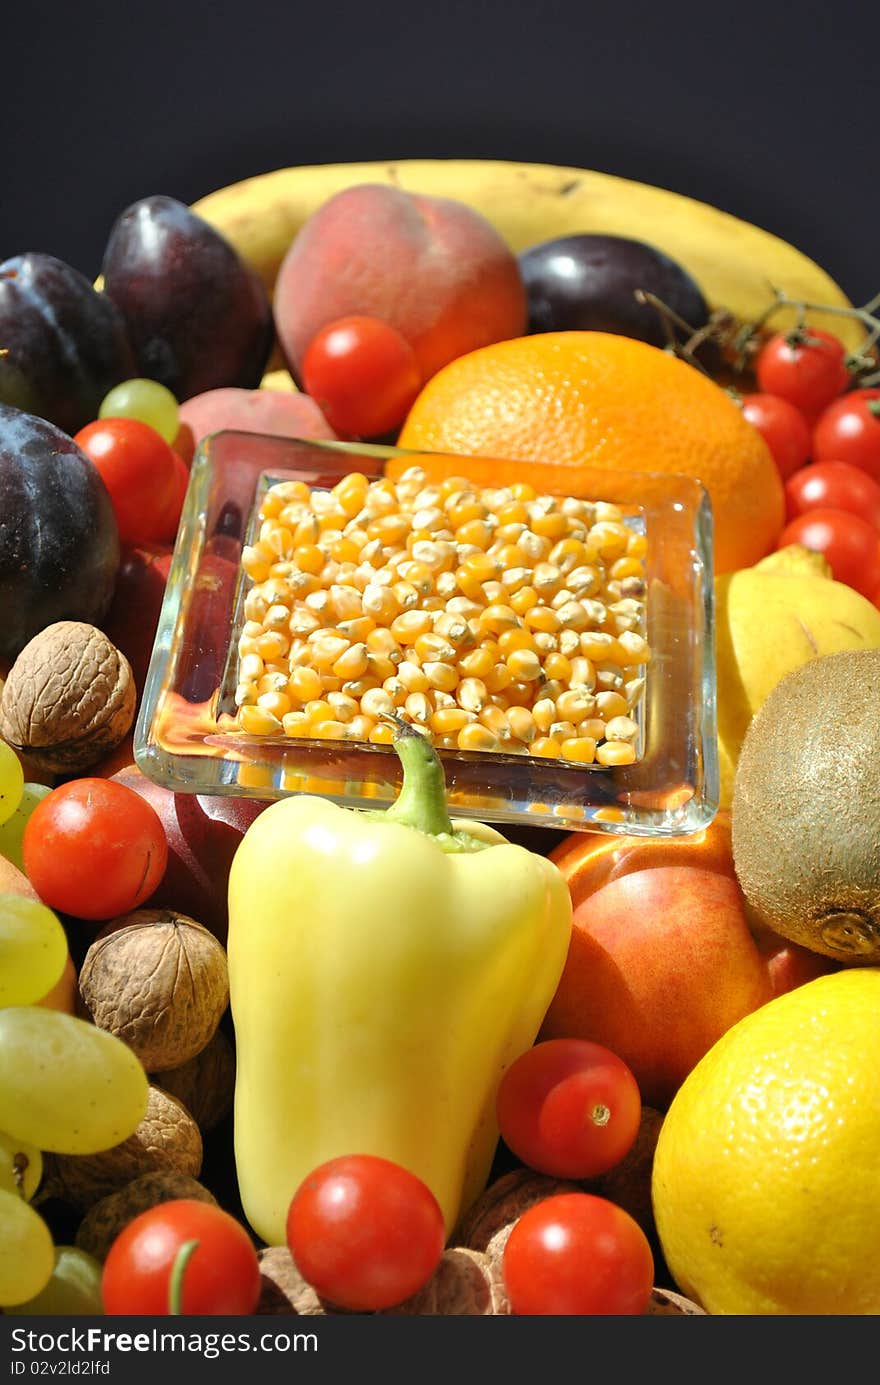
519,234,711,349
0,404,120,660
100,196,274,401
0,253,138,435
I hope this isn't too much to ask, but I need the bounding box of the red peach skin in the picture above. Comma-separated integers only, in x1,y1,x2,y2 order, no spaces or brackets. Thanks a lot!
177,387,337,455
273,184,527,382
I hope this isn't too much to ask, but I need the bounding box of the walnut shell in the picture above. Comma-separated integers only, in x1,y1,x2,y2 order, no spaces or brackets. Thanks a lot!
384,1247,509,1315
75,1171,217,1261
595,1105,665,1241
47,1085,203,1211
0,621,135,774
455,1168,581,1254
153,1028,235,1132
79,908,229,1072
256,1248,347,1316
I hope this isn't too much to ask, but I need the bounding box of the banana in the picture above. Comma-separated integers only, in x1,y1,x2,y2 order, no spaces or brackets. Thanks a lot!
192,158,862,348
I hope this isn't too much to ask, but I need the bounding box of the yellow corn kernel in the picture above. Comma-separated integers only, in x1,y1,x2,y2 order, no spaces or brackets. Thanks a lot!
410,539,456,573
457,645,496,678
238,704,283,736
331,643,368,680
239,652,264,682
484,663,513,695
368,723,396,745
241,546,273,583
281,710,311,737
360,687,397,720
542,652,572,683
605,714,640,743
333,471,370,518
422,661,459,693
292,543,325,575
478,704,510,739
532,698,557,734
559,737,597,764
523,605,560,634
327,692,360,723
234,681,257,707
529,509,569,541
596,741,637,766
413,632,455,664
287,666,323,704
309,719,349,741
255,630,290,662
366,652,399,681
336,616,375,646
595,690,629,720
390,609,433,644
430,706,475,736
617,630,652,666
457,723,501,753
341,676,379,700
504,681,535,707
326,585,363,622
457,677,488,713
507,706,537,744
309,635,349,670
510,585,539,616
530,735,563,759
609,556,645,583
404,691,433,724
587,521,630,562
256,689,293,720
454,517,494,549
554,599,594,631
478,603,519,635
347,714,376,741
626,531,648,560
506,647,542,682
568,657,596,689
397,660,430,694
291,514,321,546
556,689,596,724
579,632,623,662
497,627,535,656
549,720,578,742
361,583,399,624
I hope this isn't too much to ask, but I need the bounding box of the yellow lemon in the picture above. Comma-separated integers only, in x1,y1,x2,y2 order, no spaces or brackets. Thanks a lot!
652,968,880,1315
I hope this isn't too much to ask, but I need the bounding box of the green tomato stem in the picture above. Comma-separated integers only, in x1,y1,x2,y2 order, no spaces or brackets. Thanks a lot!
168,1240,199,1316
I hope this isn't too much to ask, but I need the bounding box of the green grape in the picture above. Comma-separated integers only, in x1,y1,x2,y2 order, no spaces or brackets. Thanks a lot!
0,1188,54,1306
0,1128,42,1200
0,740,24,828
12,1246,104,1315
99,377,180,444
0,782,52,870
0,895,69,1006
0,1008,148,1154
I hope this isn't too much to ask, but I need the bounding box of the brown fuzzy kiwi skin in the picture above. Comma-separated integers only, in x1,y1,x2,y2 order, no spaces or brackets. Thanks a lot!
731,649,880,963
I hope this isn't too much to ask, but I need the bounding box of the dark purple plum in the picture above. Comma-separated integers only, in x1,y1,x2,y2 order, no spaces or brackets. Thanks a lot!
0,253,138,435
100,196,274,401
519,233,711,349
0,404,120,661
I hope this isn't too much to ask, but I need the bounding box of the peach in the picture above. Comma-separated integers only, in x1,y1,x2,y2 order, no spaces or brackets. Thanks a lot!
176,387,337,456
539,865,775,1109
273,184,527,382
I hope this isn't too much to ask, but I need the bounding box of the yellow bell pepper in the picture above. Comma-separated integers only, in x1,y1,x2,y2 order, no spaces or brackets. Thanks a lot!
227,719,572,1245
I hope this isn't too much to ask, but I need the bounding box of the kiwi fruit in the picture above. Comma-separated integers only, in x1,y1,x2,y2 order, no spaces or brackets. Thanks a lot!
731,647,880,962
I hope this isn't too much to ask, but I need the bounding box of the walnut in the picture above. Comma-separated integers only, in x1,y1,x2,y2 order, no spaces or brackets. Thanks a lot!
455,1168,581,1256
645,1287,706,1315
384,1247,508,1315
255,1247,350,1316
595,1105,665,1241
0,622,135,774
47,1085,203,1211
75,1171,218,1262
79,908,229,1072
153,1028,235,1132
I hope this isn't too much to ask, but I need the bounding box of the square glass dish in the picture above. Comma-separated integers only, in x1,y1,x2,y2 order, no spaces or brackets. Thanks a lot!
133,431,718,836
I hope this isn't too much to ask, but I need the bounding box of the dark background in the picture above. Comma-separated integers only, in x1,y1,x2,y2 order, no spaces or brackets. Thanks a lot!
1,0,876,303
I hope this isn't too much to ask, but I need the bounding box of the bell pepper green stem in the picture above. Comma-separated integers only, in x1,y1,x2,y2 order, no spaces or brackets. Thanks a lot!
168,1239,199,1315
381,715,455,838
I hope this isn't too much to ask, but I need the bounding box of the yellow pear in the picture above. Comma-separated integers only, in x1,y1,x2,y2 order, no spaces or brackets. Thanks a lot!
715,545,880,807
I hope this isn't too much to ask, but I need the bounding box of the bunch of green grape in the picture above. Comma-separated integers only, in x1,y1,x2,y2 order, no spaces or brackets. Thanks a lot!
0,806,150,1308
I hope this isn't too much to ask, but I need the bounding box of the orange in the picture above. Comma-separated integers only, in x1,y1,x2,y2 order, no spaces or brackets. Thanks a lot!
398,331,784,573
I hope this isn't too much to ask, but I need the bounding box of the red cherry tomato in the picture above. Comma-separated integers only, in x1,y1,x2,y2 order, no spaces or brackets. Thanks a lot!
785,461,880,530
755,328,850,418
740,392,812,480
301,316,422,439
777,509,880,597
73,418,180,545
155,449,190,542
812,387,880,480
496,1039,642,1180
286,1154,446,1311
22,778,168,920
102,1199,261,1315
502,1192,655,1315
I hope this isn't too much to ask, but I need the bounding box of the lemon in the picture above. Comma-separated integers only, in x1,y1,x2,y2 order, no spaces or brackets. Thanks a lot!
652,968,880,1315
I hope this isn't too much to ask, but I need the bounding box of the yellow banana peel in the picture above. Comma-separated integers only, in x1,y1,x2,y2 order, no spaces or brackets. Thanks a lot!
715,545,880,807
192,158,861,348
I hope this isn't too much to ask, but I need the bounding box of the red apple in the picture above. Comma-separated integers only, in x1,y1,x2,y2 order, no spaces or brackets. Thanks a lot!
110,765,268,942
539,865,776,1110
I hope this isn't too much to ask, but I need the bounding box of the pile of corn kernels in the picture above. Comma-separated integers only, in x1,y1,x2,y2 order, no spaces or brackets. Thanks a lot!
234,465,650,764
